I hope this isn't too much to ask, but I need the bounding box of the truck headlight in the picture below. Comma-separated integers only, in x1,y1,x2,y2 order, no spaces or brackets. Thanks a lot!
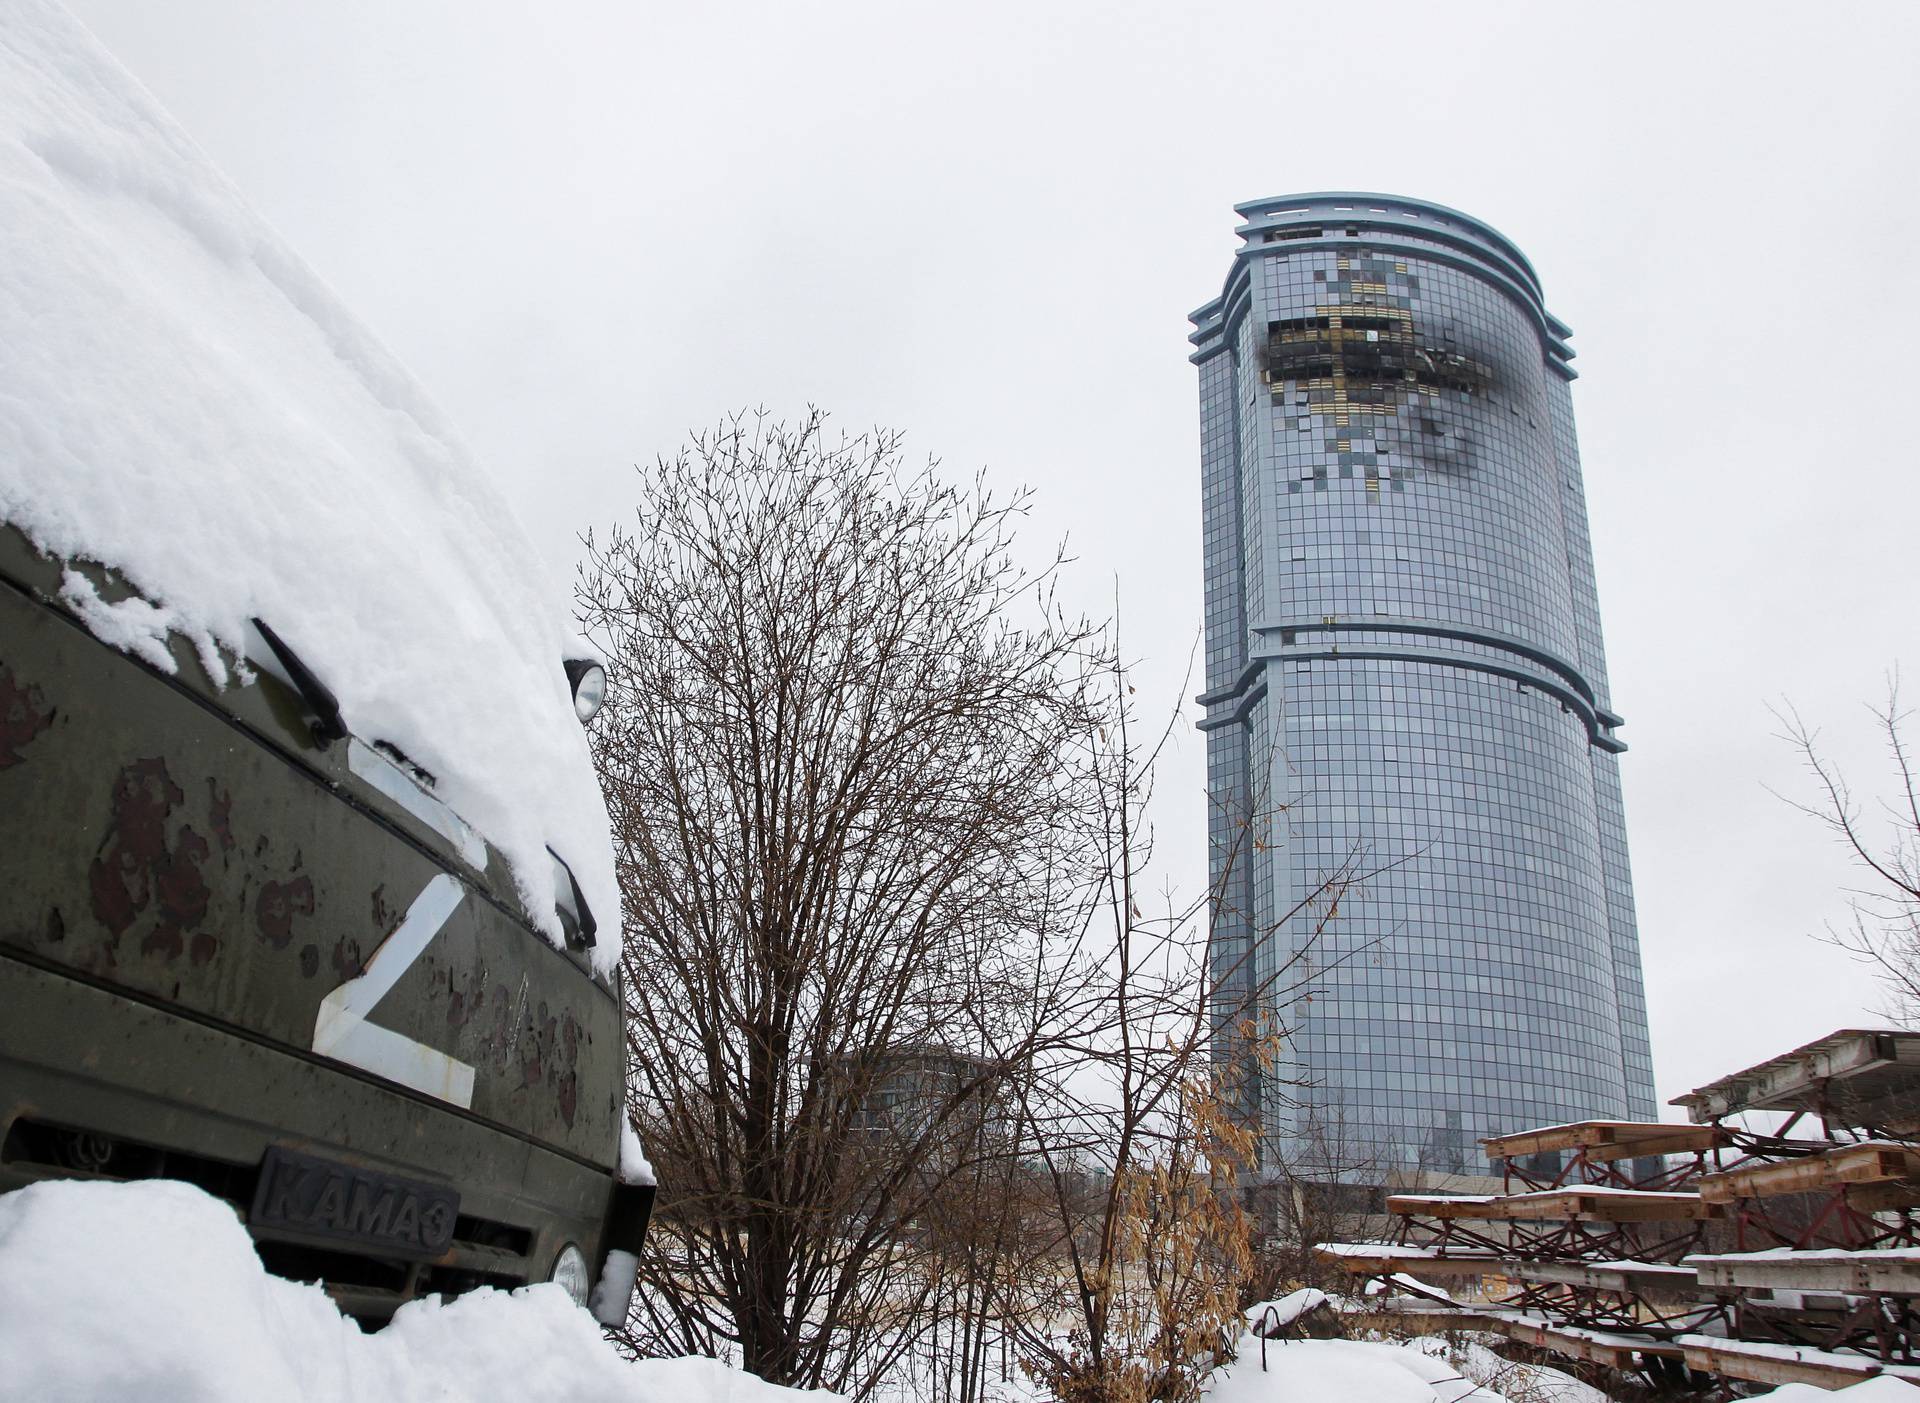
550,1242,591,1308
564,659,607,724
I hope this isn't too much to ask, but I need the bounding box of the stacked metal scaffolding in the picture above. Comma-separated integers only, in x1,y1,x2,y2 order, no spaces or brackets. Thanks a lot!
1314,1029,1920,1393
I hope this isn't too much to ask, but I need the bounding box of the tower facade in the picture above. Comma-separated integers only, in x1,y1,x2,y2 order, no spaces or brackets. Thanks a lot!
1191,193,1656,1177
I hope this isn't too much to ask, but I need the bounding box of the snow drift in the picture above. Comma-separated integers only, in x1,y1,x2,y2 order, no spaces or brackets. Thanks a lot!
1210,1334,1602,1403
1,1179,1908,1402
0,0,617,970
1209,1334,1918,1403
0,1179,838,1403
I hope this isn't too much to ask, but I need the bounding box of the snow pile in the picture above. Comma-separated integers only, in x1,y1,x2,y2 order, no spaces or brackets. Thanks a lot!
1760,1383,1920,1401
1211,1335,1535,1403
1212,1330,1914,1403
3,1177,1911,1403
0,1179,836,1403
0,0,616,970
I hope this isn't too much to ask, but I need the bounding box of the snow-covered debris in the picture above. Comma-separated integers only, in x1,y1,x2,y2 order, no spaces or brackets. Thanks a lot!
1433,1335,1611,1403
1245,1288,1328,1335
0,1179,838,1403
0,0,616,970
1364,1271,1459,1304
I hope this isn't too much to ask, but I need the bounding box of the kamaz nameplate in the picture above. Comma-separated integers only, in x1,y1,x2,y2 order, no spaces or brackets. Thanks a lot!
251,1145,458,1259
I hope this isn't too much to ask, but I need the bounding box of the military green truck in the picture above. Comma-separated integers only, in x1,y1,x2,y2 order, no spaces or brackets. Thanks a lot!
0,522,651,1323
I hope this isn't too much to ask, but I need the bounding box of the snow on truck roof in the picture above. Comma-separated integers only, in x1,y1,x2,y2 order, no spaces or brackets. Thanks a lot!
0,0,618,972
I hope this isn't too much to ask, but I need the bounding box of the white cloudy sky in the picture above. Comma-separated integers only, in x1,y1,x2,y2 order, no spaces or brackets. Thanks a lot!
62,0,1920,1111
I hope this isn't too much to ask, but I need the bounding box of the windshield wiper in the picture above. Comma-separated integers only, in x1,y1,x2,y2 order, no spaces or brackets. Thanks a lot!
251,616,347,747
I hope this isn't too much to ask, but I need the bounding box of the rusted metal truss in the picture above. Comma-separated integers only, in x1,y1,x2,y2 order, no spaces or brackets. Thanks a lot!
1732,1295,1920,1365
1323,1068,1920,1394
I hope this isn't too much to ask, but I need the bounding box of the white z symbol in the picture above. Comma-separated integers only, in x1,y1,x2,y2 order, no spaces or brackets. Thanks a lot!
314,873,477,1108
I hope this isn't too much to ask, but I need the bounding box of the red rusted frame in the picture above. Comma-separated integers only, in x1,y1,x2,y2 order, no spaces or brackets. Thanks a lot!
1733,1294,1920,1365
1493,1123,1821,1196
1500,1146,1709,1194
1377,1198,1724,1349
1724,1186,1920,1253
1488,1273,1721,1336
1349,1085,1920,1390
1394,1205,1709,1267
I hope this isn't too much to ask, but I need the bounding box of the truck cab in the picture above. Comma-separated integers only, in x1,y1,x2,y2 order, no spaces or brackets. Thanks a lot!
0,523,649,1323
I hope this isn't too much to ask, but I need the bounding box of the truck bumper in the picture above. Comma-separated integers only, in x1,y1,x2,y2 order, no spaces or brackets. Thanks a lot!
0,949,619,1323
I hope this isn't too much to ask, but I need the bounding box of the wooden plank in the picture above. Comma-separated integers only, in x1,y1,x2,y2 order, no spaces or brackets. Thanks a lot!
1698,1155,1832,1203
1513,1258,1701,1300
1690,1250,1920,1296
1314,1245,1702,1298
1672,1029,1920,1125
1353,1305,1493,1333
1581,1127,1733,1163
1698,1144,1920,1203
1385,1194,1499,1219
1678,1337,1894,1390
1486,1313,1683,1369
1388,1190,1718,1223
1352,1304,1682,1370
1482,1121,1639,1158
1310,1247,1503,1278
1482,1120,1726,1162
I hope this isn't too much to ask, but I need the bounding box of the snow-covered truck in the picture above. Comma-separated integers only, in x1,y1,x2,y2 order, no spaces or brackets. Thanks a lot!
0,1,650,1323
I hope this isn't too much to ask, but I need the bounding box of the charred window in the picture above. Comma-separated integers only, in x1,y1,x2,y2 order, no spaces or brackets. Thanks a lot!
1260,309,1491,399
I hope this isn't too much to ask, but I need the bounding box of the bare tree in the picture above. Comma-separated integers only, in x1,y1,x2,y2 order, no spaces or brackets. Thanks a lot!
1778,676,1920,1025
1247,1107,1395,1302
996,649,1389,1403
577,410,1117,1393
579,410,1393,1400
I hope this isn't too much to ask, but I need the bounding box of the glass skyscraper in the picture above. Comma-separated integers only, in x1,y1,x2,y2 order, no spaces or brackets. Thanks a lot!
1191,193,1656,1178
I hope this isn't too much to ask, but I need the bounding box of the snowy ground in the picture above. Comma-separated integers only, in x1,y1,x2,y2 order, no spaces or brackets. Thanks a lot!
1219,1333,1920,1403
0,1179,834,1403
1223,1333,1920,1403
3,1179,1915,1402
1216,1332,1608,1403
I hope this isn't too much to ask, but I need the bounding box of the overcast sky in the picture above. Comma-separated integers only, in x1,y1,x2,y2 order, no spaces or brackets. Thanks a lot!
62,0,1920,1113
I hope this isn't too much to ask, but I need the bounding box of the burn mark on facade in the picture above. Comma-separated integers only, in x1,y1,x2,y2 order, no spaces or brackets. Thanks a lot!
1259,296,1495,484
